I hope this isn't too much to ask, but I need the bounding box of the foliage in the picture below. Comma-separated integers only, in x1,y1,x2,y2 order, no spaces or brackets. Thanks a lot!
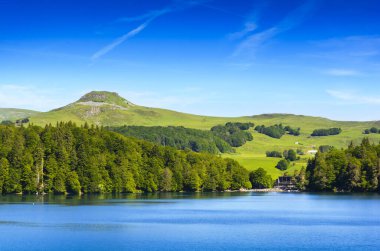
319,145,333,153
306,138,380,192
364,127,380,134
266,151,282,158
255,124,300,139
0,120,13,126
249,168,273,189
211,122,254,147
292,167,308,190
276,159,290,171
284,126,301,136
107,125,233,154
311,128,342,136
283,149,297,161
0,123,251,194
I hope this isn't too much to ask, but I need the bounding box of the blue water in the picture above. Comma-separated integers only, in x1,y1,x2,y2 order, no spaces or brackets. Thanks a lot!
0,193,379,250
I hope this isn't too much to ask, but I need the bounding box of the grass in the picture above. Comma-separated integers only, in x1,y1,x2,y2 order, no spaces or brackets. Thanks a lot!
0,108,40,122
27,91,380,179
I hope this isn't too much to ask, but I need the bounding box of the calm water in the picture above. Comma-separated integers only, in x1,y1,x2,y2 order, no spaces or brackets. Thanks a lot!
0,193,379,250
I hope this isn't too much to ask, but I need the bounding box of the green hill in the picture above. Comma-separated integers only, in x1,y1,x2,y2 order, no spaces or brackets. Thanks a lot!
26,91,380,178
0,108,40,122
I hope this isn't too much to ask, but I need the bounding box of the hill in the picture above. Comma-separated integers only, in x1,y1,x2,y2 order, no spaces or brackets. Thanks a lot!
24,91,380,177
0,108,40,122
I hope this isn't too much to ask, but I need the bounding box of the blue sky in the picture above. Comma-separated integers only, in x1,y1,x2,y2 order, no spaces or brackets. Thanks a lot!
1,0,380,120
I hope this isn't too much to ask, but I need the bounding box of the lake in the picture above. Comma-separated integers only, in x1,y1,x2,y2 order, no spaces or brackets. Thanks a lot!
0,192,379,250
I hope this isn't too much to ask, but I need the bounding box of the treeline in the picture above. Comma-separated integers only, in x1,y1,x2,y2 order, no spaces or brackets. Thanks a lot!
311,128,342,136
297,139,380,192
107,126,233,154
266,149,303,159
266,151,283,158
0,123,252,194
254,124,300,139
364,127,380,134
211,122,254,147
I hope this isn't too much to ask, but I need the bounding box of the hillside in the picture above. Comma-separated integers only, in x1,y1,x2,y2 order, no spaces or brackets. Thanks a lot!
0,108,40,122
26,91,380,177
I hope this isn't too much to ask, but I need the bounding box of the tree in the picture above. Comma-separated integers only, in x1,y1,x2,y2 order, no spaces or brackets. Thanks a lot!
66,171,81,194
249,168,273,189
160,168,173,192
293,167,307,190
0,122,253,194
276,159,290,171
0,158,10,193
284,149,297,161
266,151,282,158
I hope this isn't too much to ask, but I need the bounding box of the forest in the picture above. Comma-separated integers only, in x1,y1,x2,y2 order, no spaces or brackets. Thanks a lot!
0,123,251,194
210,122,254,147
107,125,234,154
294,139,380,192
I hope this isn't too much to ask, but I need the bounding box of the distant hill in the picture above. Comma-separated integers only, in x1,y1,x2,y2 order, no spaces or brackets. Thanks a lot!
11,90,380,177
30,91,247,129
0,108,40,122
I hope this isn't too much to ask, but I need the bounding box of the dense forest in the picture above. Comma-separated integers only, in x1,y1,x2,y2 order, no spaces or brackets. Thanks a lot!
295,139,380,192
107,125,233,154
210,122,254,147
0,123,252,194
311,128,342,136
254,124,300,139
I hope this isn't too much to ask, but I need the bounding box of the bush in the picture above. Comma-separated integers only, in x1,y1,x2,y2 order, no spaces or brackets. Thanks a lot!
266,151,283,158
283,149,297,161
255,124,301,139
363,127,380,134
319,145,333,153
276,159,290,171
311,128,342,136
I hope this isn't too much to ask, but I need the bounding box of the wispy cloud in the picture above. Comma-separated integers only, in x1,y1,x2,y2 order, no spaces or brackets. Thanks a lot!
0,85,68,111
307,36,380,61
92,1,206,60
228,22,258,40
233,0,317,57
323,68,361,76
91,21,152,60
116,8,172,23
327,89,380,105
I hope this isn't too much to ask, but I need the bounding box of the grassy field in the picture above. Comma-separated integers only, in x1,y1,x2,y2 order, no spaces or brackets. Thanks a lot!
0,108,40,122
25,91,380,179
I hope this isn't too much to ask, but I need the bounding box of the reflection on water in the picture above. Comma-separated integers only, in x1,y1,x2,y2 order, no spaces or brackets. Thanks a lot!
0,193,379,250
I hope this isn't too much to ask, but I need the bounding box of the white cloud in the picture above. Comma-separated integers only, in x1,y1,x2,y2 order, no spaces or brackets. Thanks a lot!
323,68,361,76
327,89,380,105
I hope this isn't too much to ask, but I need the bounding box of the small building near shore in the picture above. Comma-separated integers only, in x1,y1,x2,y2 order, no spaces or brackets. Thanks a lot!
275,175,296,190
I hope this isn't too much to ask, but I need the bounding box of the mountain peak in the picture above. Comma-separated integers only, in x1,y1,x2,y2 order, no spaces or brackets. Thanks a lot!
77,91,134,107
